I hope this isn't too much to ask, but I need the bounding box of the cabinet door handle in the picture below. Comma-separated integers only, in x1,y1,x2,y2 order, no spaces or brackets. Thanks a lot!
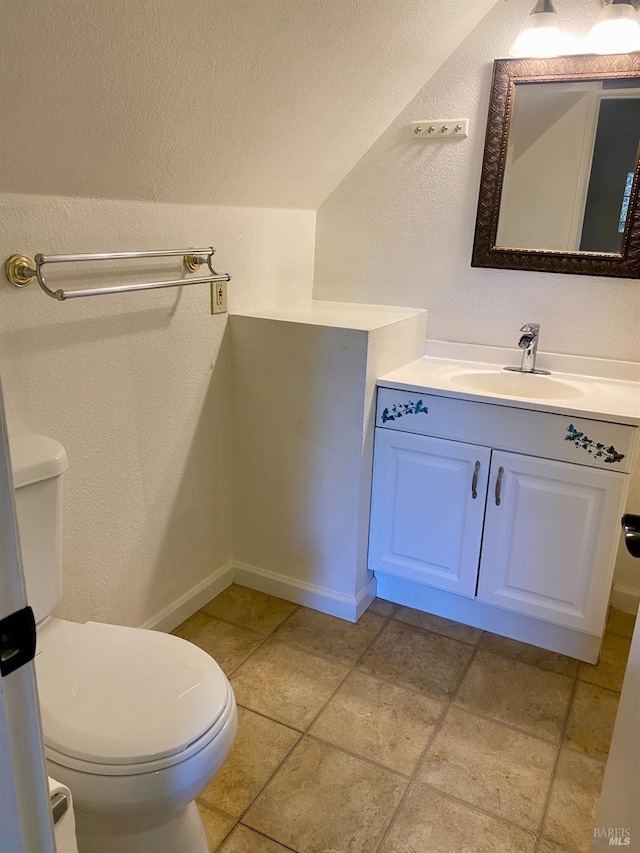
495,466,504,506
471,460,481,499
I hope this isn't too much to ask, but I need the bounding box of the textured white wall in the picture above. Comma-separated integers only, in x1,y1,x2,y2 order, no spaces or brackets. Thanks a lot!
0,0,497,209
0,193,315,626
314,0,640,361
314,0,640,597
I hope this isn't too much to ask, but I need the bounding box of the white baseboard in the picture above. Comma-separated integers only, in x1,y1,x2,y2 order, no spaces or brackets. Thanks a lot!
233,561,376,623
610,584,640,615
140,559,376,632
376,572,602,663
141,562,235,632
141,560,640,642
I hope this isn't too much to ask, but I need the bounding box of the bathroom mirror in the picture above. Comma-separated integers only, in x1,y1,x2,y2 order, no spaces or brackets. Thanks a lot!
472,53,640,278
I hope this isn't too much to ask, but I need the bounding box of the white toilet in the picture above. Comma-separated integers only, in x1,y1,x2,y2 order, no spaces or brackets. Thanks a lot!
11,435,237,853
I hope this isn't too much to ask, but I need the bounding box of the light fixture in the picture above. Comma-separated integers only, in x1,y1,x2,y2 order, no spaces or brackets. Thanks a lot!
509,0,568,58
586,0,640,54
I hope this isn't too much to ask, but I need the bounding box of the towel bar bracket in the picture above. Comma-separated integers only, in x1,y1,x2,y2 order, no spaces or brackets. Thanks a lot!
184,253,208,273
5,255,36,288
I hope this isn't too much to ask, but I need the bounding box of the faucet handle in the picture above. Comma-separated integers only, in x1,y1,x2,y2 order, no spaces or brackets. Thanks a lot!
519,322,540,334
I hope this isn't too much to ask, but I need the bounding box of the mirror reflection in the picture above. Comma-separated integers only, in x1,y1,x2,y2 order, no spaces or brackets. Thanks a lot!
496,78,640,254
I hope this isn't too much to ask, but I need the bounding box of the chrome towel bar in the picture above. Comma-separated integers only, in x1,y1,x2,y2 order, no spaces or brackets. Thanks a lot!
4,247,231,301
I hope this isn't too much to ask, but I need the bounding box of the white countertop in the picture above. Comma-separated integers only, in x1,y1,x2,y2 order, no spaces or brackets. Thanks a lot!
378,355,640,426
231,300,426,331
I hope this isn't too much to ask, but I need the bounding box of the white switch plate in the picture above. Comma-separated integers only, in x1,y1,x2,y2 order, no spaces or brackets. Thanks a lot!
211,280,228,314
409,119,469,140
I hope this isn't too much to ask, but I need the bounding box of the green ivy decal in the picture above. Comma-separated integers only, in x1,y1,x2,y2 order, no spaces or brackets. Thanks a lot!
381,399,429,423
565,424,625,464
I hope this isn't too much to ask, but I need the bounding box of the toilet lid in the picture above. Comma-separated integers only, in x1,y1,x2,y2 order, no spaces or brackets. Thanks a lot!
35,621,230,765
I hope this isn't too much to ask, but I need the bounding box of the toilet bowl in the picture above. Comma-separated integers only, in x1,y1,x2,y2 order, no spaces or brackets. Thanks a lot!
11,435,237,853
35,618,237,853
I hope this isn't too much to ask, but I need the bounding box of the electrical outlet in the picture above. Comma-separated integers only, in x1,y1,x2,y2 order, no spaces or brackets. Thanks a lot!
409,119,469,140
211,280,228,315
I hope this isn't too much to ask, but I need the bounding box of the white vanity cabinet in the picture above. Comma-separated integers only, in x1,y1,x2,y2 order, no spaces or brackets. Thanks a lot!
369,387,636,655
477,450,626,630
370,430,490,598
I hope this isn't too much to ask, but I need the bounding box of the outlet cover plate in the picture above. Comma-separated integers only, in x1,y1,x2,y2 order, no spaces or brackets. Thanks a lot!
211,280,228,314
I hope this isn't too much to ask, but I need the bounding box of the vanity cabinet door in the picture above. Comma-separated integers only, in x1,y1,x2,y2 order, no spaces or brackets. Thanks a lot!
369,428,491,597
477,450,628,633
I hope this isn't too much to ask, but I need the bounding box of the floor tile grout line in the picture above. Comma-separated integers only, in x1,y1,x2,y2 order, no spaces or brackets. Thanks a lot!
192,598,301,636
356,633,579,705
447,638,575,745
536,667,581,844
234,703,304,735
389,613,483,649
196,799,236,823
190,593,613,851
197,713,304,826
603,608,636,641
302,629,608,848
561,741,610,762
377,623,583,847
472,645,578,684
196,597,307,852
442,702,568,749
220,605,364,680
211,824,234,851
417,636,484,768
391,617,483,647
605,627,636,640
351,614,486,702
224,630,282,679
302,731,412,780
224,601,398,746
374,629,484,853
233,681,574,768
351,658,475,701
352,624,576,745
237,824,299,853
227,616,387,677
289,602,400,735
402,778,540,841
393,612,586,679
210,807,300,853
213,600,400,852
179,600,303,682
195,800,236,853
192,595,589,700
573,677,624,698
226,610,403,849
222,616,572,788
576,672,624,693
227,730,304,850
203,600,304,851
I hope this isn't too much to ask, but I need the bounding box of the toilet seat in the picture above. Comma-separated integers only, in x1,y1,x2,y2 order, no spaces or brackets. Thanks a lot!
36,621,231,771
44,691,236,777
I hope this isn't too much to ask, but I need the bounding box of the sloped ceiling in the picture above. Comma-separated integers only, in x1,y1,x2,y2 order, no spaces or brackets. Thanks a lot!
1,0,498,209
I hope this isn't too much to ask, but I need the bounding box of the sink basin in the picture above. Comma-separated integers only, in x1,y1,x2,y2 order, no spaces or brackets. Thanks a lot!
450,370,585,400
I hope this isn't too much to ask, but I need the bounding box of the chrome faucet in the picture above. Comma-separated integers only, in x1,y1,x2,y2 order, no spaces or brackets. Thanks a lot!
504,323,550,375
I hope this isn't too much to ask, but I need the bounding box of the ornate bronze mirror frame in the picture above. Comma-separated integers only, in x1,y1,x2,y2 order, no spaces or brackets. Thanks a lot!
472,53,640,278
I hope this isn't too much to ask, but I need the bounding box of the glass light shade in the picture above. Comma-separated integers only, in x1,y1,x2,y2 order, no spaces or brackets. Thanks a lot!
586,2,640,55
509,10,568,57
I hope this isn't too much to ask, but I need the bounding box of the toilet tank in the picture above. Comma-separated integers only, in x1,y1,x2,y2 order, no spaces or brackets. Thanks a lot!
9,435,68,624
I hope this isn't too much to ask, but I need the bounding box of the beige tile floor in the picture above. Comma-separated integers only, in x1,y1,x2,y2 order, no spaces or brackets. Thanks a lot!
172,585,635,853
